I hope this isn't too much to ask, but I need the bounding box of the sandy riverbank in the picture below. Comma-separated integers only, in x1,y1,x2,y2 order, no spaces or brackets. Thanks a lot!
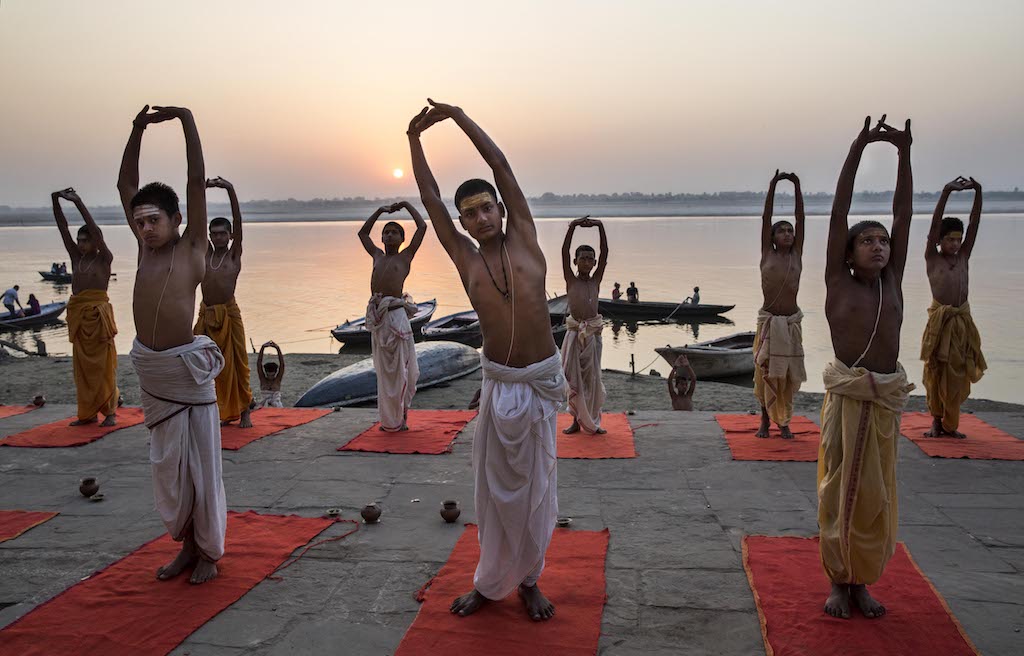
2,351,1021,415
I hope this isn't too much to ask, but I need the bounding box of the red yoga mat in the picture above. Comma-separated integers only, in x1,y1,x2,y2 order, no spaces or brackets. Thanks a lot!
0,510,58,543
900,412,1024,461
220,407,331,450
0,511,334,656
715,414,821,462
339,409,476,454
396,525,609,656
742,535,980,656
0,404,38,420
0,407,146,448
556,412,637,459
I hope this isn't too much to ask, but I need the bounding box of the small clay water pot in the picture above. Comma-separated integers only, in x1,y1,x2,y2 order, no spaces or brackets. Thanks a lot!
79,477,99,497
440,500,461,523
32,394,46,407
361,503,382,524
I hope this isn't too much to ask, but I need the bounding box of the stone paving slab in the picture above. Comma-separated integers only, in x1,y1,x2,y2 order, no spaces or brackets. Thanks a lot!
0,405,1021,655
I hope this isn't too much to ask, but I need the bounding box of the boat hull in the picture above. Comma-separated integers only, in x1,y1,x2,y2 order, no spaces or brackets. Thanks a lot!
39,271,73,284
599,299,734,320
655,331,756,380
295,340,482,407
0,302,67,330
331,299,437,345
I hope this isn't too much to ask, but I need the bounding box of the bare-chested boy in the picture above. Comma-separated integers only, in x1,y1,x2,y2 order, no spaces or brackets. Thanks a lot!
921,176,987,438
256,341,286,408
668,355,696,411
118,105,226,585
409,99,565,621
754,170,807,439
193,176,253,428
358,202,427,431
561,216,608,434
819,116,916,620
51,188,119,427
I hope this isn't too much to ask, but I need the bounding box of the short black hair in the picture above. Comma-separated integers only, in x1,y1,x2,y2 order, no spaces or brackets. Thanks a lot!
940,216,964,238
209,217,232,232
130,182,180,218
454,179,498,212
77,225,92,238
771,220,793,237
382,221,405,239
575,244,595,258
846,220,888,253
263,362,279,373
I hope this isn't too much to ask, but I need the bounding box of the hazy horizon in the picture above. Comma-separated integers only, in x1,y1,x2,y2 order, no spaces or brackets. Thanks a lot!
2,1,1022,207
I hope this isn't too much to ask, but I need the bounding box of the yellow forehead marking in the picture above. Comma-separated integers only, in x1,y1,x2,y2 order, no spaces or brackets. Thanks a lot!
945,232,963,239
458,192,495,214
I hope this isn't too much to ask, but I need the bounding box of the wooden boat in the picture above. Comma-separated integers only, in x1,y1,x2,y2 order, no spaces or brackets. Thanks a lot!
655,331,756,380
422,310,480,343
295,340,481,407
39,271,73,284
330,299,437,345
0,302,68,330
547,294,569,323
599,298,734,320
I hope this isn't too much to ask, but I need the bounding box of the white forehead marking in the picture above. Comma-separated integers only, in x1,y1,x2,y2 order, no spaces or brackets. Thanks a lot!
133,204,162,219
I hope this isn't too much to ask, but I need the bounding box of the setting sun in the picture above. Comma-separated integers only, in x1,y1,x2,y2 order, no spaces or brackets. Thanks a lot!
392,168,404,179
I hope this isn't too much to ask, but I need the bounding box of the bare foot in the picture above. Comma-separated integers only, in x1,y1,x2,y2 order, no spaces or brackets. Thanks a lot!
450,589,487,617
924,416,945,437
850,584,885,618
563,421,580,434
756,409,770,438
779,425,794,439
239,409,253,429
100,414,116,427
468,388,481,410
823,583,850,619
190,558,219,584
156,546,197,580
594,427,607,435
519,583,555,621
399,424,409,432
70,416,97,426
950,430,967,439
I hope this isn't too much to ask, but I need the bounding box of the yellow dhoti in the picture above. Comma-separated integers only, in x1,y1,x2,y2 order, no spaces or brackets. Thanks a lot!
753,309,806,426
817,360,914,585
194,298,252,422
66,289,119,421
920,300,986,433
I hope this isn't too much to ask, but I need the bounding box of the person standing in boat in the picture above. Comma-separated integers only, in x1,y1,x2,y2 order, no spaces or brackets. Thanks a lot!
626,281,639,303
358,201,427,432
3,285,23,318
754,170,807,440
194,176,254,429
51,188,119,427
561,216,608,434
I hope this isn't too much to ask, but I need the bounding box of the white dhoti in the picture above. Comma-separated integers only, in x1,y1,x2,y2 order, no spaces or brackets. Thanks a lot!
561,315,606,433
130,336,227,561
257,390,283,408
474,351,567,600
367,293,419,431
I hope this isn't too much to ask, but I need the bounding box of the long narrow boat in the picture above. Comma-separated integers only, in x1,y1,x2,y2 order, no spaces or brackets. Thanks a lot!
422,310,480,343
547,294,569,323
38,271,73,284
599,298,734,320
330,299,437,345
0,302,68,330
295,340,481,407
655,331,755,380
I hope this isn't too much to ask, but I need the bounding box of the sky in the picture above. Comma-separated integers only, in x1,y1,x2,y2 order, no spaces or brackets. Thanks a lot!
1,0,1022,206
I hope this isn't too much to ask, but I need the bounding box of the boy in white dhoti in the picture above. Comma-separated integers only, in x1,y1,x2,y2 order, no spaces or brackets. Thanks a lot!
560,216,608,434
118,105,227,585
256,341,286,408
358,202,427,431
409,99,566,621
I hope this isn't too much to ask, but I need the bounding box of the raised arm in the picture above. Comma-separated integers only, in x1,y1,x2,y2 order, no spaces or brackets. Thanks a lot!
408,108,472,262
593,218,609,281
667,365,679,400
761,170,781,255
256,344,266,378
398,201,429,259
789,173,805,253
358,207,388,257
927,178,962,258
960,178,983,258
272,342,285,377
156,107,207,247
207,177,243,254
414,99,534,238
684,360,697,397
561,219,582,283
70,189,111,261
885,119,913,278
826,117,875,282
117,105,180,243
51,190,79,260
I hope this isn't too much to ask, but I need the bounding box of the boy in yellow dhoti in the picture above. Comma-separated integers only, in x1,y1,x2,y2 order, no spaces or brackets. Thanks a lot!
820,115,916,620
51,188,119,426
921,177,987,438
194,177,253,428
560,216,608,434
755,170,807,439
358,202,427,431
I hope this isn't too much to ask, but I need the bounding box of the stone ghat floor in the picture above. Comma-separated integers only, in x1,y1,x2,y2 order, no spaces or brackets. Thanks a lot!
1,406,1022,655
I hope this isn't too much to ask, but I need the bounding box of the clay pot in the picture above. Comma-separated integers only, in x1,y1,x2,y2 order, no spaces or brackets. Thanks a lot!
440,500,461,523
79,477,99,497
32,394,46,407
361,503,382,523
